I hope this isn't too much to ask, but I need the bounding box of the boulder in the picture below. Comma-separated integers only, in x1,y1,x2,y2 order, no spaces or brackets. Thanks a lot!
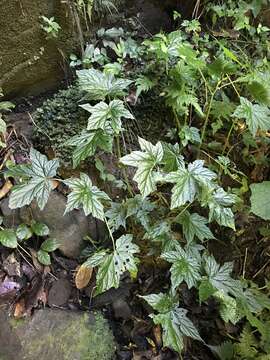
0,308,116,360
0,0,76,98
20,191,106,258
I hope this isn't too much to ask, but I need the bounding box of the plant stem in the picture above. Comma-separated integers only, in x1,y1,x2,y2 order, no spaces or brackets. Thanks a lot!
104,217,116,251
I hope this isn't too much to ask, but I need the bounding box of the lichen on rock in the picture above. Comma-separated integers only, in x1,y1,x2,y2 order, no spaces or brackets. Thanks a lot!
0,309,116,360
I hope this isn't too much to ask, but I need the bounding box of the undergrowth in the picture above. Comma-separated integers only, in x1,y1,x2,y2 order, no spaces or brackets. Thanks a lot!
2,1,270,358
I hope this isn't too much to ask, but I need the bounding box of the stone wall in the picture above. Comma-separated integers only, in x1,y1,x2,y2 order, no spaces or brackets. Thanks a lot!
0,0,77,97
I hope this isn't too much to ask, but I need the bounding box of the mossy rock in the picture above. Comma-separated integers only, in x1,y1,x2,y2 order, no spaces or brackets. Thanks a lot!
0,0,76,97
32,86,88,169
0,309,116,360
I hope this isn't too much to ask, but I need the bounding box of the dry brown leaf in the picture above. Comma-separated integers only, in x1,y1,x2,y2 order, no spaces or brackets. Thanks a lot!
51,179,59,189
14,298,26,319
75,265,93,289
0,180,13,199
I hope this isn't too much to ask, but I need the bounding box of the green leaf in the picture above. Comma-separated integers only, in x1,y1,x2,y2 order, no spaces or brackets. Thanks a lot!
16,224,33,241
204,255,243,297
0,229,17,248
85,234,139,295
8,148,59,210
166,160,216,209
67,129,113,168
250,181,270,220
206,188,236,229
233,97,270,136
120,138,163,198
0,101,15,111
77,69,132,100
142,292,203,354
199,278,216,302
37,249,51,265
0,117,7,134
161,142,184,172
162,245,201,290
105,202,127,232
176,211,214,244
179,126,201,147
214,291,242,324
209,341,234,360
135,75,155,99
31,221,50,236
41,238,60,252
81,100,133,134
64,173,110,220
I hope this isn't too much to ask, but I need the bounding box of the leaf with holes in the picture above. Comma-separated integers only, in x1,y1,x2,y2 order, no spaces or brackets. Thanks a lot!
8,148,59,210
120,138,163,197
85,235,139,295
64,173,110,220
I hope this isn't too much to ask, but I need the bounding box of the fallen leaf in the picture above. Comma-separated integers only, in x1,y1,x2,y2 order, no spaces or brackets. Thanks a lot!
0,180,13,199
14,298,26,318
51,180,59,189
153,325,162,348
75,265,93,289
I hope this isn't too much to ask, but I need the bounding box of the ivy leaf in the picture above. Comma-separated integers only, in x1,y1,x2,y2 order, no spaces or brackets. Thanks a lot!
85,234,139,295
205,187,236,229
161,142,184,172
67,129,113,168
250,181,270,220
141,292,203,354
233,97,270,136
41,238,60,252
8,148,59,210
37,249,51,265
16,224,33,241
77,69,132,100
179,126,201,147
166,160,216,209
64,173,110,220
125,194,155,230
120,138,163,197
176,211,215,244
81,100,133,134
204,255,243,297
162,245,201,290
105,201,128,232
0,229,17,248
31,221,50,236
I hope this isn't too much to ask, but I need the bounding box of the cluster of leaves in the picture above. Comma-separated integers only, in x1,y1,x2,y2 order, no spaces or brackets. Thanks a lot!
5,3,270,357
0,218,59,265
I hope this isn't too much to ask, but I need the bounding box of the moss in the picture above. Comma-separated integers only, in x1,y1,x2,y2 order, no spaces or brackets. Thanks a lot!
11,310,116,360
32,86,88,168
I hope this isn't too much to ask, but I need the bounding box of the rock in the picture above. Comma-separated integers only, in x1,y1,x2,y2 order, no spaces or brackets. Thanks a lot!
0,198,21,228
0,308,116,360
20,191,106,258
0,0,76,98
47,278,71,307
